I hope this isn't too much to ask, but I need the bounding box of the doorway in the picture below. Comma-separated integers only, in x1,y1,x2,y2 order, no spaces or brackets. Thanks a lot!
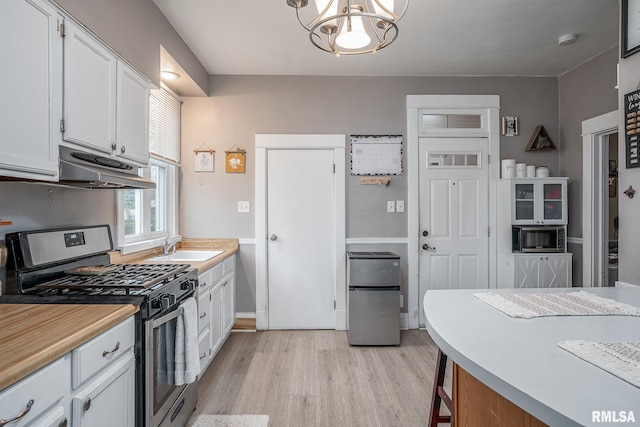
255,134,346,330
582,111,619,287
407,95,501,329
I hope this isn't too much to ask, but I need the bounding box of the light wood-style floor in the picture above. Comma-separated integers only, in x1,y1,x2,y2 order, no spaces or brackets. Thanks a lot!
186,330,451,427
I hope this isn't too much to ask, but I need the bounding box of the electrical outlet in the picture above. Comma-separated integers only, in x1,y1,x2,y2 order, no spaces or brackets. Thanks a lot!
238,201,250,213
387,201,395,213
396,200,405,213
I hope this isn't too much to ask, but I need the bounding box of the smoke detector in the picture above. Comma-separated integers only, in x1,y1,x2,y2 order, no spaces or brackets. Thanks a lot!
558,34,578,46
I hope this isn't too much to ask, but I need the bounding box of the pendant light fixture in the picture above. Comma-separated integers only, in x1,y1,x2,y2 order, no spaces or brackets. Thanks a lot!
287,0,409,56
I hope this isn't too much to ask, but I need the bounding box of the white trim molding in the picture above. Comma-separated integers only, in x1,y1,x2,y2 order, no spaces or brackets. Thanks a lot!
255,134,346,331
407,95,500,329
238,238,256,245
582,110,618,287
346,237,409,245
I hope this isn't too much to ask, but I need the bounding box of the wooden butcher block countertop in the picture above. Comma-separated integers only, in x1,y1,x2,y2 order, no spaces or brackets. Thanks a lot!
0,304,138,391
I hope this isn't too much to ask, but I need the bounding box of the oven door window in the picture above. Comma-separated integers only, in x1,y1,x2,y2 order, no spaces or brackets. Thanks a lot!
154,316,180,413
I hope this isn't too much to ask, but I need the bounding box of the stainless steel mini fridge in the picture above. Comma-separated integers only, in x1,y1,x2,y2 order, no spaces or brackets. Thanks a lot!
347,251,401,345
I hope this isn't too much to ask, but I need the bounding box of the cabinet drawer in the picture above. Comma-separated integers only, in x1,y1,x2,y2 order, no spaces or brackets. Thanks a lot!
209,262,224,284
71,316,134,388
198,291,210,332
0,356,67,426
222,255,235,274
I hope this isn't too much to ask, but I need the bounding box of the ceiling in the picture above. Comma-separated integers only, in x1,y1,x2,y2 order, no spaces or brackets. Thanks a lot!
153,0,618,80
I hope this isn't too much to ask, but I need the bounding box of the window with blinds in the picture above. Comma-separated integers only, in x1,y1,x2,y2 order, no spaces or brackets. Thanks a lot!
149,87,181,164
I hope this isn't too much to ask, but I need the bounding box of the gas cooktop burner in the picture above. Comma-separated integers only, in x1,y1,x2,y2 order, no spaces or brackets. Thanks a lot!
33,263,191,295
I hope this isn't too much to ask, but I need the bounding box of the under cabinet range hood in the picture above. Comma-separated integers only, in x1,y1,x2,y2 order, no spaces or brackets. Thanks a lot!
58,146,155,190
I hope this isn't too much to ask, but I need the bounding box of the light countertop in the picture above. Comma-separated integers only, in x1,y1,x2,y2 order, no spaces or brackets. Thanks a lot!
0,304,138,391
424,287,640,427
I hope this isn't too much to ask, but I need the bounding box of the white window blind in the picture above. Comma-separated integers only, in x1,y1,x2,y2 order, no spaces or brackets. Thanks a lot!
149,86,181,164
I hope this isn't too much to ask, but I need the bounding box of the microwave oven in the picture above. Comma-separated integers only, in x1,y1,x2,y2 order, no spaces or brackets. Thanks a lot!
512,225,566,253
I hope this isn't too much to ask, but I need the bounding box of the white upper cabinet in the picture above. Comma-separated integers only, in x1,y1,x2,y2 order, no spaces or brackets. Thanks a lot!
0,0,62,180
63,20,116,155
62,20,150,166
116,64,150,164
507,178,568,225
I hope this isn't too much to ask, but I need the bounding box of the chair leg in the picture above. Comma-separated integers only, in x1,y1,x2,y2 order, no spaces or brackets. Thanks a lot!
429,349,454,426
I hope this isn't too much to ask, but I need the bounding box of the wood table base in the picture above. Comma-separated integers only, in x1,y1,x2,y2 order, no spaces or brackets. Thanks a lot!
454,364,547,427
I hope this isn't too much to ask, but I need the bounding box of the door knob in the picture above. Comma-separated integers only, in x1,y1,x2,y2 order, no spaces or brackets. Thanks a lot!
422,230,429,237
422,243,436,251
270,234,278,241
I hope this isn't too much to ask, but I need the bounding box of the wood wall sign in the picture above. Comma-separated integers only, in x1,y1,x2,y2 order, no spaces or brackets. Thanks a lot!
624,89,640,168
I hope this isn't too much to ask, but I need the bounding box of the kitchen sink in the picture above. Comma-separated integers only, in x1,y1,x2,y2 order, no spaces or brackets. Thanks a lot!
148,250,224,262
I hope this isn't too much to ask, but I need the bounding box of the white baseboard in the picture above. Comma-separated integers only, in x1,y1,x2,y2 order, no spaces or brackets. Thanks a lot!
235,312,256,319
400,313,409,330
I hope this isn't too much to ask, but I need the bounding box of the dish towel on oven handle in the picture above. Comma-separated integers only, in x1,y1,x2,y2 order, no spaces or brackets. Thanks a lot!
174,296,199,385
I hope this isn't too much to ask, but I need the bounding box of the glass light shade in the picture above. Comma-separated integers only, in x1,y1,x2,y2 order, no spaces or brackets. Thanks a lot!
335,8,370,49
314,0,338,25
372,0,394,19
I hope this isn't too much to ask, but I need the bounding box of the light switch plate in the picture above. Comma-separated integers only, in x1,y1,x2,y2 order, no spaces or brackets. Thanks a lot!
387,201,395,213
238,201,250,213
396,200,405,213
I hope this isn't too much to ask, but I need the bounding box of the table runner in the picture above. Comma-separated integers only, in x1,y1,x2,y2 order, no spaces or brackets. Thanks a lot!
474,290,640,319
558,340,640,389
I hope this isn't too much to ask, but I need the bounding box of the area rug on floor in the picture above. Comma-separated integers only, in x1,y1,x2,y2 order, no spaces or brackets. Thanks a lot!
191,415,269,427
474,290,640,318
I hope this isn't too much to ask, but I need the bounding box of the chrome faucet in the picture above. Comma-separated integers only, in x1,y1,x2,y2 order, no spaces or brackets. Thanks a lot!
162,236,182,255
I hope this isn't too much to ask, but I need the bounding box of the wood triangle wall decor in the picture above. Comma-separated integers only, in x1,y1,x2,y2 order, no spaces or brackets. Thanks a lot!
525,125,557,151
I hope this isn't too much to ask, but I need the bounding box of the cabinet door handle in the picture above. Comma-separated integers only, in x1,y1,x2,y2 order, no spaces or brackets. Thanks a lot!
102,341,120,357
111,142,117,151
200,312,207,319
59,417,68,427
200,352,207,360
0,399,34,426
83,398,91,412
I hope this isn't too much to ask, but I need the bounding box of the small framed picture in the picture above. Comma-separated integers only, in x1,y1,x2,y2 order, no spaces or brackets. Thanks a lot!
195,151,214,172
623,0,640,57
225,151,246,173
501,116,519,136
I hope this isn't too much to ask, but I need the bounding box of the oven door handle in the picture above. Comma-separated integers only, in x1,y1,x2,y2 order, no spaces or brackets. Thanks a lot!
152,306,183,328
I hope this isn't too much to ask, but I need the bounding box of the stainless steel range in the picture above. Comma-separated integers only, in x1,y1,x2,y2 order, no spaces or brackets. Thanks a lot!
1,225,198,427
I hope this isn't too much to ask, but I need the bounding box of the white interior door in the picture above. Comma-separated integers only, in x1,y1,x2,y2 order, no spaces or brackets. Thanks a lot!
267,149,335,329
419,137,489,325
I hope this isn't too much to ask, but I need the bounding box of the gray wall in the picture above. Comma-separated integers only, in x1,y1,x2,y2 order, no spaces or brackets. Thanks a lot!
557,47,619,286
180,75,561,312
558,47,619,238
618,26,640,285
55,0,208,92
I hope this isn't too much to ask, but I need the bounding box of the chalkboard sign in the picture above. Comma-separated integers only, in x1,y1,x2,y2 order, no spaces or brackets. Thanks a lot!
624,89,640,168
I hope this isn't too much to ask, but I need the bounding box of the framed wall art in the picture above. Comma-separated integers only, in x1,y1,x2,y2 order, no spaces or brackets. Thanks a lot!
622,0,640,58
225,147,246,173
194,144,215,172
501,116,519,136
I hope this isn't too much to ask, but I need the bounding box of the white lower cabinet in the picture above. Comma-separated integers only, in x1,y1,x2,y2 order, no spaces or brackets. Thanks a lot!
499,253,573,288
197,255,236,376
0,356,68,426
0,316,135,427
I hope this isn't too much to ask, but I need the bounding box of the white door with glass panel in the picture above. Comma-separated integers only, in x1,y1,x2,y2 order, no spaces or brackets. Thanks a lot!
418,138,490,325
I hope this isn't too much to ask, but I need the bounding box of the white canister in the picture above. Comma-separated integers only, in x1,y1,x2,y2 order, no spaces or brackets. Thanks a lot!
516,163,527,178
536,166,550,178
526,165,536,178
501,159,516,179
